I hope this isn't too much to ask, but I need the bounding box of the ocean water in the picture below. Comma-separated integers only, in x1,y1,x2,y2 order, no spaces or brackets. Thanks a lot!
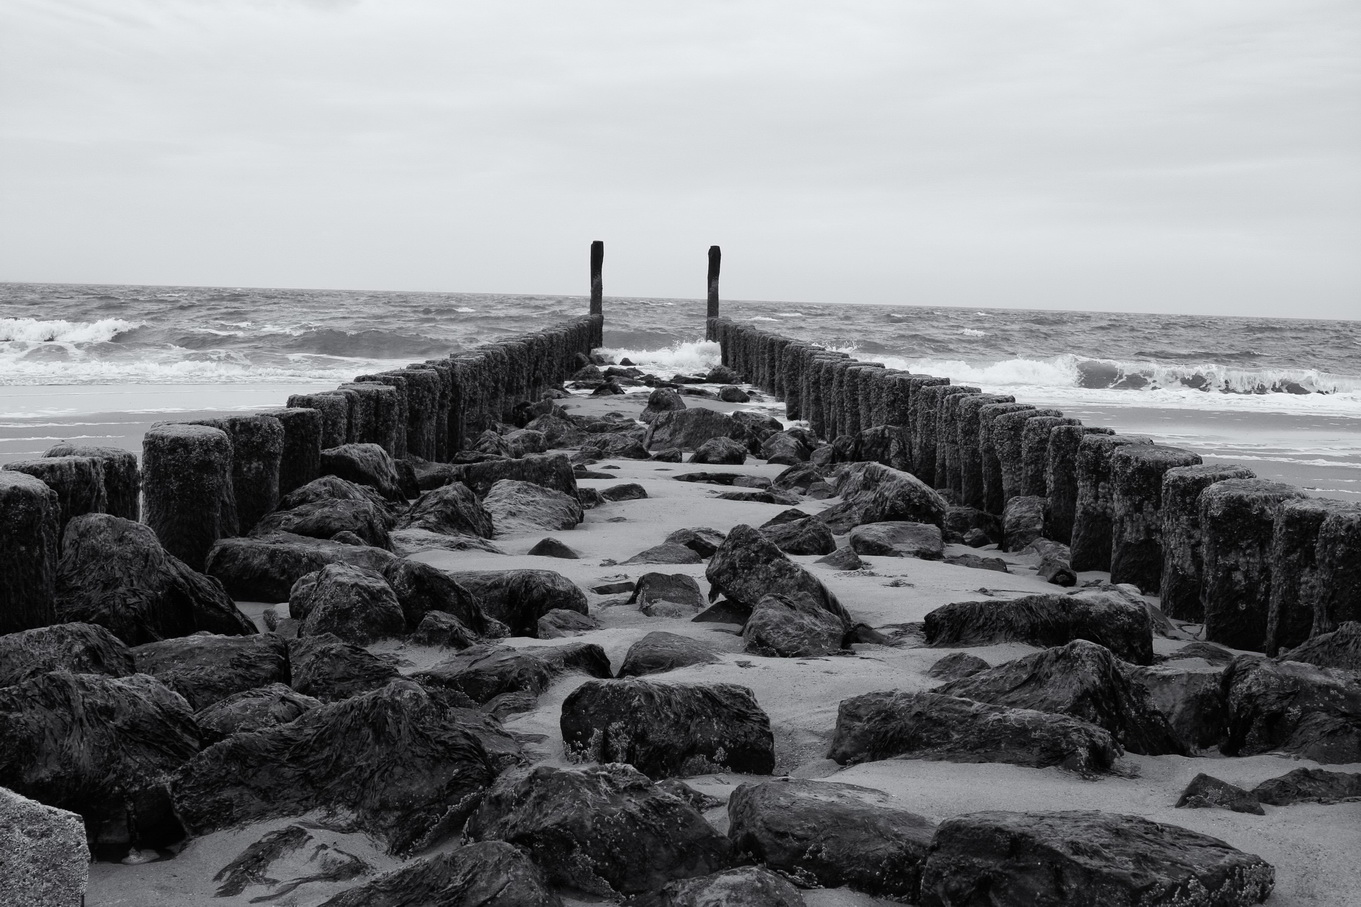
2,282,1358,499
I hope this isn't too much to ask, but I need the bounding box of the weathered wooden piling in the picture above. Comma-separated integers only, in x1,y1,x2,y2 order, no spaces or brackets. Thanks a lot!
1045,425,1115,546
285,392,350,451
396,367,442,460
780,342,811,419
1158,463,1257,621
1108,444,1203,593
0,471,60,633
2,456,107,541
1019,416,1080,498
922,385,974,492
353,374,410,459
1264,498,1354,655
1069,433,1152,572
1314,504,1361,635
270,407,324,496
957,394,1015,508
844,364,885,436
418,359,454,460
978,402,1035,513
190,415,285,536
43,444,140,522
906,378,951,486
590,240,604,317
143,423,237,571
339,382,401,456
993,409,1064,504
707,245,721,320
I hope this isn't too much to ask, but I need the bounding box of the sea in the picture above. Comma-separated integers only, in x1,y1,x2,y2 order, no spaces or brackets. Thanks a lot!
2,282,1358,501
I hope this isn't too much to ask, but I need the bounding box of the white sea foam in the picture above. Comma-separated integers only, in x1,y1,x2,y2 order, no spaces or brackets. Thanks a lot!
0,317,141,343
454,307,476,314
958,328,987,337
597,340,721,375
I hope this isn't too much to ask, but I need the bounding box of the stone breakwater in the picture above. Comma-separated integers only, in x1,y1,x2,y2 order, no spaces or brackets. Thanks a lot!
707,316,1361,655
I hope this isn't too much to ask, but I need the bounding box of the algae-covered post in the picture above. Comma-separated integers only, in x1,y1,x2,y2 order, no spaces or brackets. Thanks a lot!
707,245,721,319
590,240,604,317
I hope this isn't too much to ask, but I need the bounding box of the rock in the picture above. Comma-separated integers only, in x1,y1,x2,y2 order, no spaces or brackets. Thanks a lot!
464,764,733,897
390,528,505,557
443,569,588,636
396,482,494,538
923,591,1154,665
651,447,684,463
0,787,90,907
618,631,719,677
409,610,480,649
918,810,1274,907
728,778,935,899
2,455,106,541
648,867,804,907
537,608,600,638
1126,663,1228,750
707,365,739,384
383,558,487,633
761,516,836,556
288,634,400,702
591,379,625,396
212,823,370,900
0,622,133,687
665,527,727,558
641,387,687,423
673,471,750,487
716,489,801,505
827,690,1120,775
1001,494,1047,552
816,546,864,570
253,498,393,550
591,578,636,595
1166,641,1237,666
818,462,947,533
629,572,707,617
601,482,648,502
693,600,753,626
761,431,812,466
0,473,60,634
943,505,1000,544
1279,620,1361,671
1019,538,1076,586
131,633,288,712
141,422,236,571
644,408,746,452
562,678,775,778
849,521,944,560
1175,773,1265,815
772,462,822,492
433,454,579,499
319,442,405,501
944,553,1010,573
578,433,651,460
707,524,851,632
171,679,495,855
291,564,406,645
44,443,140,521
527,537,581,559
1220,655,1361,763
623,543,706,566
506,428,548,457
688,436,747,465
0,671,200,847
936,640,1186,755
927,652,990,681
206,532,397,603
318,841,561,907
483,479,584,535
415,643,611,704
57,514,254,645
194,683,322,745
743,593,844,657
1252,767,1361,806
717,385,750,403
279,474,394,513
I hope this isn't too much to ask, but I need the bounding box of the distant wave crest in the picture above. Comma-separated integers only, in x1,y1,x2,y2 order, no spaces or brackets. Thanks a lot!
0,317,141,344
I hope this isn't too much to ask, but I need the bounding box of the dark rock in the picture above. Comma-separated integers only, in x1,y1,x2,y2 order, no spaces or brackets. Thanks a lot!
319,443,405,502
591,579,636,595
2,455,106,541
651,447,683,463
728,778,935,899
924,591,1155,665
0,786,89,907
673,471,746,486
761,431,812,466
318,841,561,907
623,542,705,565
665,527,726,558
944,553,1010,573
601,482,648,502
389,528,504,557
849,521,944,560
1167,641,1238,666
383,558,487,633
278,474,393,514
415,642,611,704
473,429,512,457
443,569,587,636
619,631,719,677
57,514,254,645
761,516,836,556
644,408,746,452
1019,538,1076,586
717,385,750,403
716,489,800,505
194,683,322,745
170,679,495,855
591,379,625,396
562,678,775,778
647,867,804,907
578,487,605,509
426,454,579,500
816,546,864,570
1252,767,1361,806
44,443,140,522
1176,773,1264,815
828,690,1119,774
1126,664,1228,751
410,610,480,649
289,633,401,702
1001,494,1047,552
927,652,990,681
213,823,369,900
396,482,494,539
743,593,844,657
506,428,548,457
629,572,707,617
943,506,1000,545
483,479,583,536
206,532,397,603
527,537,581,559
0,671,200,847
131,633,288,712
291,564,406,644
537,608,600,638
0,621,133,687
818,462,947,533
937,640,1187,755
253,498,393,550
962,528,990,547
689,437,747,465
918,810,1274,907
771,463,822,492
578,433,651,460
1279,620,1361,672
1220,655,1361,763
707,365,739,384
707,525,851,632
692,600,753,626
641,387,687,423
464,764,733,897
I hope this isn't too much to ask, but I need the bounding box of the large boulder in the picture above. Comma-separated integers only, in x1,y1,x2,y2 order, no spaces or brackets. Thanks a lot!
443,570,588,636
170,679,495,855
1175,773,1264,815
562,678,776,778
760,516,836,556
0,671,200,846
828,690,1120,775
849,521,944,560
382,558,488,633
935,640,1187,755
318,841,561,907
728,778,936,899
650,867,805,907
618,631,719,677
641,387,687,423
707,525,851,632
664,527,726,557
689,437,747,465
288,634,401,702
432,454,578,499
1002,494,1047,552
1220,655,1361,763
319,443,405,501
1279,621,1361,672
415,643,611,704
56,514,254,645
644,408,747,451
194,683,322,745
762,431,813,465
131,633,289,711
578,433,652,460
0,621,133,687
918,810,1274,907
206,532,397,603
464,764,733,897
252,498,393,550
290,564,406,645
743,593,844,658
1125,663,1228,751
818,462,947,533
1252,767,1361,806
483,479,583,536
0,787,90,907
923,591,1154,665
629,572,707,617
279,475,394,515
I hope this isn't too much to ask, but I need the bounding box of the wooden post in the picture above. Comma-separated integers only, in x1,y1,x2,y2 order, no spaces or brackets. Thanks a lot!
707,245,721,318
589,240,604,316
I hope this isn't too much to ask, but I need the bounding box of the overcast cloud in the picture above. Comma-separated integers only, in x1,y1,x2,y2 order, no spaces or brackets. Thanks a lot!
1,0,1357,317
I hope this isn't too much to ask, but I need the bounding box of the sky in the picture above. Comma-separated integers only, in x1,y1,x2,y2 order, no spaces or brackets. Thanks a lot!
1,0,1358,318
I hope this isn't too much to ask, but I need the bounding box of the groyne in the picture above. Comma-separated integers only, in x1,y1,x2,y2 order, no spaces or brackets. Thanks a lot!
706,315,1361,654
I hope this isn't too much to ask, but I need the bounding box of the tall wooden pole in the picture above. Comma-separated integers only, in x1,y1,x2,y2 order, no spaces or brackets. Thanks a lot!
707,245,721,318
589,240,604,316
